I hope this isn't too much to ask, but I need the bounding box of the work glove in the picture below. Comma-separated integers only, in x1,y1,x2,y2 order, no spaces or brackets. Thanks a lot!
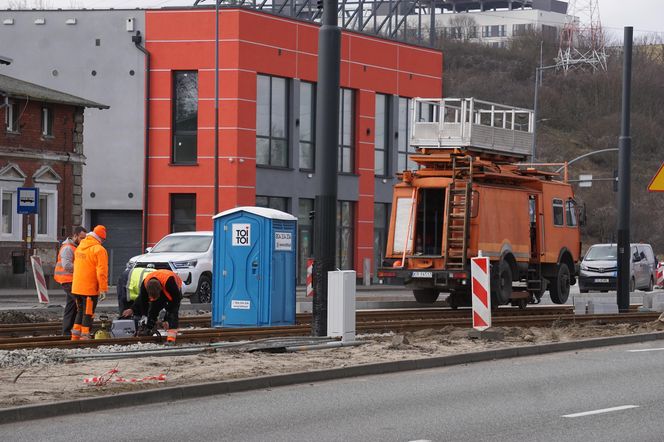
98,292,107,302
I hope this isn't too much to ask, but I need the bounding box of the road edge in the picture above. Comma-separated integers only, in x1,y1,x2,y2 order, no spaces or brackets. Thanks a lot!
2,330,664,425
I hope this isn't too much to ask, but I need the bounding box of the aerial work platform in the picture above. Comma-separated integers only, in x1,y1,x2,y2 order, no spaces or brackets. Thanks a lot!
410,98,534,160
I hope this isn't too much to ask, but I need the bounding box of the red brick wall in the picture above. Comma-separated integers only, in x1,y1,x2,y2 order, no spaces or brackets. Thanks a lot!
0,101,78,152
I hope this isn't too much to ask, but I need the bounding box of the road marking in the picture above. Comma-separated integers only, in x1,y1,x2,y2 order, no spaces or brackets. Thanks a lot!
562,405,639,418
628,347,664,352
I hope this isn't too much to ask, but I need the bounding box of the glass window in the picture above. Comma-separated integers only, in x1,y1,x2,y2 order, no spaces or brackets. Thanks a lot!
297,198,314,284
256,75,289,167
170,194,196,232
152,235,212,253
552,199,564,226
397,97,417,172
1,192,12,234
566,199,577,227
41,106,53,136
37,194,48,235
375,94,388,177
256,195,289,213
172,71,198,164
338,88,354,173
392,197,414,254
336,201,354,269
373,203,389,280
299,82,316,171
6,101,20,132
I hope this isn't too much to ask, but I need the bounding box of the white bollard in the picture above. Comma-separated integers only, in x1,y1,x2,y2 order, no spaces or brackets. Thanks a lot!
327,270,356,342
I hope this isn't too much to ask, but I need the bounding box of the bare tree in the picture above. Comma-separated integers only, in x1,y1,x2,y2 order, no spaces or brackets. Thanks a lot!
447,15,478,41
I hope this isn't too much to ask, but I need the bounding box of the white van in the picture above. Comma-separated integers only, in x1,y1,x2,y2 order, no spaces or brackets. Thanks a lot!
579,243,657,293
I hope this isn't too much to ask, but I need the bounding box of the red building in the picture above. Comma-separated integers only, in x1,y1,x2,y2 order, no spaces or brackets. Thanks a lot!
0,72,107,287
144,8,442,282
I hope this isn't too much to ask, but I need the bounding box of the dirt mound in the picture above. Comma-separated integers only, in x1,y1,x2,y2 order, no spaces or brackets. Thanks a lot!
0,311,51,324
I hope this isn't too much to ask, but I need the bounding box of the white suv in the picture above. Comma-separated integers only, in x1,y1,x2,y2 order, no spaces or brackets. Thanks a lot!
127,231,213,303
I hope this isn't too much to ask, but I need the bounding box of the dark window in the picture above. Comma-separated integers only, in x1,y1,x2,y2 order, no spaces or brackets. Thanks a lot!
566,199,577,227
373,202,389,280
170,194,196,232
256,195,289,213
397,97,417,172
298,198,314,284
299,82,316,171
513,24,532,36
257,75,289,167
483,25,506,37
553,199,564,226
5,101,20,132
41,106,53,136
375,94,389,177
37,194,48,235
336,201,354,269
338,88,354,173
172,71,198,164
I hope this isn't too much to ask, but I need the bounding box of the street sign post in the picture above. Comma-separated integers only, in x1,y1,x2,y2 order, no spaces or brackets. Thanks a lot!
579,174,593,187
17,187,39,214
647,162,664,192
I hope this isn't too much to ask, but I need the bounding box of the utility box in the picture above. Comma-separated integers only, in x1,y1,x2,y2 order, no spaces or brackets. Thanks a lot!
327,270,356,342
212,206,297,327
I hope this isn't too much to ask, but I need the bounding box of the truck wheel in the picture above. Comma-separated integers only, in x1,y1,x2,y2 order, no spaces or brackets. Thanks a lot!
491,260,512,306
413,289,439,304
191,274,212,304
549,263,570,304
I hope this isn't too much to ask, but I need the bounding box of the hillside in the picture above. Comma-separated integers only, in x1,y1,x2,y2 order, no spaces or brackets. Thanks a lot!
436,35,664,255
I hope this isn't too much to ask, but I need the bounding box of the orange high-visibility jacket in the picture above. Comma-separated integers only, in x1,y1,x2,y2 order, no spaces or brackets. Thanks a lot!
71,234,108,296
54,238,76,284
143,270,183,301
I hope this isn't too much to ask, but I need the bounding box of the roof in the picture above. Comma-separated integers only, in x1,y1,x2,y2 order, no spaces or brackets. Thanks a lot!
0,73,108,109
214,206,297,221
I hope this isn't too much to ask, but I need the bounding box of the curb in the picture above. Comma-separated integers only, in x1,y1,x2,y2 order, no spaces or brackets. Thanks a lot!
2,331,664,425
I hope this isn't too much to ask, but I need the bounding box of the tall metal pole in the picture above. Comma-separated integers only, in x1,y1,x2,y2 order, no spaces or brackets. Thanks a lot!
214,0,220,215
617,27,633,313
312,0,341,336
531,66,539,161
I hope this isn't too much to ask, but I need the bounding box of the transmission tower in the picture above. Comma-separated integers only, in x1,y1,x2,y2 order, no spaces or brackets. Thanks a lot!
556,0,608,73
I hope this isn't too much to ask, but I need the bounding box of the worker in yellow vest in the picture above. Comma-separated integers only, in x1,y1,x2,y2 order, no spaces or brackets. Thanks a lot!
54,226,88,336
122,269,182,345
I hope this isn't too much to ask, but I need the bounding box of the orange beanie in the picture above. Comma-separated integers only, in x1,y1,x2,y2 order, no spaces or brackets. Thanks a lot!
93,225,107,240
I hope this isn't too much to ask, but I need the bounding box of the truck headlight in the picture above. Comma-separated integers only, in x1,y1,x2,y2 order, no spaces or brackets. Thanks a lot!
173,260,198,269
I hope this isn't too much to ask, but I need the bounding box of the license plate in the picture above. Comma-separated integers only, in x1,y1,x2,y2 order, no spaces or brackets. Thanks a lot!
595,278,609,283
412,271,433,278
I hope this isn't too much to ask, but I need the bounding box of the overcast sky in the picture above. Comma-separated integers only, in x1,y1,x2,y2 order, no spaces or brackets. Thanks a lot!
0,0,662,39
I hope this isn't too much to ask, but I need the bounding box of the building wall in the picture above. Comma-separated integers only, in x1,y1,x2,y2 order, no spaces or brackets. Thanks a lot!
145,8,442,278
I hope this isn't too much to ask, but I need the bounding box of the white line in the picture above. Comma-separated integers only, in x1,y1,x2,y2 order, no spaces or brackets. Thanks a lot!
628,347,664,352
562,405,639,418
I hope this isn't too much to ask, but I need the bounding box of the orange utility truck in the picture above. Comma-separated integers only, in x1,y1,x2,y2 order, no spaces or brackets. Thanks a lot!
378,98,581,308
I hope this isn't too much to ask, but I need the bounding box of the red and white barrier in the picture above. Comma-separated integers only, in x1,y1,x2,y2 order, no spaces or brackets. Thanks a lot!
471,256,491,331
84,369,166,386
30,256,49,304
306,258,314,298
656,262,664,289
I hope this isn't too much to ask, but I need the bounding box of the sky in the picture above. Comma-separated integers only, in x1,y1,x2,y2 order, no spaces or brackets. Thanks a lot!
0,0,662,39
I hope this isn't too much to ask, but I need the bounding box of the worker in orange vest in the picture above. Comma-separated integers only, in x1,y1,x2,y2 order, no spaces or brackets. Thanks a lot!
71,225,109,341
122,269,182,345
54,226,88,336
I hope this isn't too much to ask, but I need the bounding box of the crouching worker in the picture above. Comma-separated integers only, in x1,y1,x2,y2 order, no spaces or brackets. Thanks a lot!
122,269,182,345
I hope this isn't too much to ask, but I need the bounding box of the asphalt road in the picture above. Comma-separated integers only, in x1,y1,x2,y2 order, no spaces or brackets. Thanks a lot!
3,341,664,441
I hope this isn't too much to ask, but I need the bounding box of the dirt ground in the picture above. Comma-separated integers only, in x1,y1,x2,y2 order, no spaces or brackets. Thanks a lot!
2,319,664,409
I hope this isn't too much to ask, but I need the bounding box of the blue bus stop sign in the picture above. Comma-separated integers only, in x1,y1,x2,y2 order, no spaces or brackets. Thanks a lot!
17,187,39,214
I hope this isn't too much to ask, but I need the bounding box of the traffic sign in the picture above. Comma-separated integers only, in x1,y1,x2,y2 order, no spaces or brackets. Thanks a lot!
648,163,664,192
579,174,593,188
471,256,491,331
17,187,39,214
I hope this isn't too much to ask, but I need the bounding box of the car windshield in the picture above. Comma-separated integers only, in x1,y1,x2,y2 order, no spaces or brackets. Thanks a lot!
151,235,212,253
584,245,617,261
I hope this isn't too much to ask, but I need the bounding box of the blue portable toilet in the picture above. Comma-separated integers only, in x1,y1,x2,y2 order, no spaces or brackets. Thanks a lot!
212,206,297,327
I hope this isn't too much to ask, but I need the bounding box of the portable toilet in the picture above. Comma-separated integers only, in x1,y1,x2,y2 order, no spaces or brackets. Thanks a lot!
212,206,297,327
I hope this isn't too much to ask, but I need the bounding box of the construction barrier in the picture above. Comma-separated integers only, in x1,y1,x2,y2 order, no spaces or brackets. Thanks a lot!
471,256,491,331
657,262,664,289
30,256,49,304
306,258,314,297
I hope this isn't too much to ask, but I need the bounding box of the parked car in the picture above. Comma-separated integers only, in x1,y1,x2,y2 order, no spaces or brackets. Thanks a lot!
126,231,213,303
579,243,657,293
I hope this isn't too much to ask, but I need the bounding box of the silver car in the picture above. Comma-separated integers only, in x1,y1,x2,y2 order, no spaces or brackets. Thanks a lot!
579,243,657,293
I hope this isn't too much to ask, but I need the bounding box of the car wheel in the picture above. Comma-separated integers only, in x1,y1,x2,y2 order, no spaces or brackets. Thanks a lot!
550,263,571,304
646,276,654,292
192,274,212,304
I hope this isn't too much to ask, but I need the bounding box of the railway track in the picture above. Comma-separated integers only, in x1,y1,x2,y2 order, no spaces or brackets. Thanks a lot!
0,306,657,351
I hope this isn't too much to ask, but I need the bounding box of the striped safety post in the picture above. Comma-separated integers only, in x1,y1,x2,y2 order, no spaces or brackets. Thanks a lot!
657,262,664,289
471,256,491,331
30,256,50,304
306,258,314,298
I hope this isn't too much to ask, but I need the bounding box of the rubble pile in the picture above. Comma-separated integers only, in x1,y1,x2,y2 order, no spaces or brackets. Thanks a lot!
0,348,68,368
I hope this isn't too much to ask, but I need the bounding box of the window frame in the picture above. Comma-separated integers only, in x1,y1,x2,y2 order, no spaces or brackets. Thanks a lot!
256,74,290,168
552,198,564,227
34,189,57,241
565,199,578,227
0,188,22,240
299,81,316,172
338,88,355,174
397,97,418,172
5,100,20,133
171,71,199,165
41,105,54,137
374,93,389,177
170,193,197,233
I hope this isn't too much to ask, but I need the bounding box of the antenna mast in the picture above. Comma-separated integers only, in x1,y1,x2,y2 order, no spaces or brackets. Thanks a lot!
556,0,608,72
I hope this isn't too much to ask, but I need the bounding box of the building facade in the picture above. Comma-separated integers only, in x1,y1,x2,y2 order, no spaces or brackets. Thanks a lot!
0,73,106,287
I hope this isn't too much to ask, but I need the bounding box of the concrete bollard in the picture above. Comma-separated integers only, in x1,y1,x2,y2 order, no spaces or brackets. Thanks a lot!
327,270,356,342
587,300,619,315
